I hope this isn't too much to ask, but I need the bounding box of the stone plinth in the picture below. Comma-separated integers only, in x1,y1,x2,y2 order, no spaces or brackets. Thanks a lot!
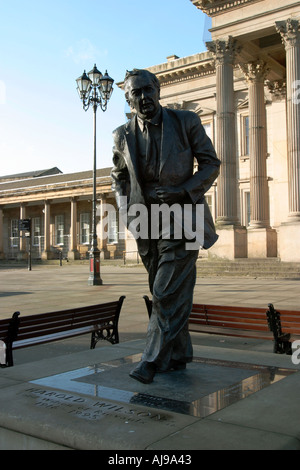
278,222,300,262
209,225,247,259
247,227,277,258
67,249,80,260
41,250,53,260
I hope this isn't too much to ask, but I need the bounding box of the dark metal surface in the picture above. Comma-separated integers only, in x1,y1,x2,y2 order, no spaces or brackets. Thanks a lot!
31,354,295,418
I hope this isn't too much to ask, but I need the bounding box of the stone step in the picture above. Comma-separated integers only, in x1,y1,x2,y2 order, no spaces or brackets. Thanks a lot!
196,258,300,278
196,265,300,272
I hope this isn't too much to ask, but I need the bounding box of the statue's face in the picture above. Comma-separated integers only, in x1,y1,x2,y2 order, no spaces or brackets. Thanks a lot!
125,74,160,120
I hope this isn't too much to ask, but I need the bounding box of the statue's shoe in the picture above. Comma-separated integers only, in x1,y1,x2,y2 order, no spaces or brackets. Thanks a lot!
170,361,186,370
156,360,187,373
129,361,156,384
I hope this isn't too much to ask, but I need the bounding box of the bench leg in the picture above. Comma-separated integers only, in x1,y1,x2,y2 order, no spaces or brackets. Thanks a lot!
89,296,125,349
273,335,292,355
90,328,119,348
2,311,20,367
278,335,292,355
266,304,292,355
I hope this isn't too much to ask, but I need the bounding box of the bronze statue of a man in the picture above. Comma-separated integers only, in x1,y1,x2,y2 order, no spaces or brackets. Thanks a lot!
111,69,220,384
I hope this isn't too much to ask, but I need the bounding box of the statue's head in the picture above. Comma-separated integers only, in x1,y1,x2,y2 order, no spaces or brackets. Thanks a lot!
124,69,160,120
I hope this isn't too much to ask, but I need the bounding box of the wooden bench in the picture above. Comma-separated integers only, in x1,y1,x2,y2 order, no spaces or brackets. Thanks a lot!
143,295,300,355
0,296,125,367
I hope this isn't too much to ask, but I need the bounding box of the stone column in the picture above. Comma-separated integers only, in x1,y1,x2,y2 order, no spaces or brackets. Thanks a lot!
276,19,300,261
207,36,239,225
98,194,105,251
19,203,27,259
68,197,79,260
206,36,247,259
0,207,4,259
97,194,109,259
239,60,277,257
42,200,51,260
241,61,270,228
276,19,300,221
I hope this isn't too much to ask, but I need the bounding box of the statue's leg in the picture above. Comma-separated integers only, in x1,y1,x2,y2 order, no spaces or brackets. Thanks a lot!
141,237,198,370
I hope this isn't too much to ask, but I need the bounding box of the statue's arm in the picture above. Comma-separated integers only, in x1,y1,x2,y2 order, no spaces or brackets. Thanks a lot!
111,128,130,208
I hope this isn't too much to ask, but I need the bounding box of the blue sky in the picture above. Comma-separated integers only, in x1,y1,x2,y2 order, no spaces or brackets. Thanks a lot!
0,0,210,176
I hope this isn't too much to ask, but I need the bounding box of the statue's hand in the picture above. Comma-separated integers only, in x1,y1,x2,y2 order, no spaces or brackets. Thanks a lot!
155,186,186,204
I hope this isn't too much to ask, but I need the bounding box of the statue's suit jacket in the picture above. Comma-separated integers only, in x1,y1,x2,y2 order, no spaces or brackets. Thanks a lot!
111,107,221,255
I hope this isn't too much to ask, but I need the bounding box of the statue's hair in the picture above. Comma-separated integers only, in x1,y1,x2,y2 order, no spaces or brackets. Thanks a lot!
124,69,160,103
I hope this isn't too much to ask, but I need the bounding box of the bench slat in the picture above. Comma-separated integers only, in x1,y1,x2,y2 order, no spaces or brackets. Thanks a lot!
13,325,99,349
273,309,300,316
280,326,300,335
16,318,115,341
189,318,269,332
17,310,116,330
190,313,268,325
193,304,268,314
189,324,273,340
17,303,120,324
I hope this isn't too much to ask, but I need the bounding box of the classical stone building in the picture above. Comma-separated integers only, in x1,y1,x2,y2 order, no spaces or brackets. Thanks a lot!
0,168,124,261
1,0,300,263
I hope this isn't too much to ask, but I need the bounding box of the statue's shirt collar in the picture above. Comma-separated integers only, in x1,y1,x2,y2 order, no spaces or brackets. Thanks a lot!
137,106,162,132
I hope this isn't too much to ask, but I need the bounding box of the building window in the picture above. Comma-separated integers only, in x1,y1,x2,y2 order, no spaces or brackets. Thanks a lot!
241,191,251,227
55,215,64,245
241,115,249,157
32,217,41,246
202,119,214,144
205,194,213,213
205,193,216,221
246,191,251,226
80,212,90,244
11,219,19,247
194,120,214,173
108,210,118,244
203,122,212,140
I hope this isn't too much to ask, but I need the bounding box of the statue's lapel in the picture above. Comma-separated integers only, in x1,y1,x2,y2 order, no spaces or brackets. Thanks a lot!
124,109,174,180
160,108,174,175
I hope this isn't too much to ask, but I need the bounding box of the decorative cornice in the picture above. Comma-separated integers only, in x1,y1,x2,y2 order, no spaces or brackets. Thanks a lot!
0,173,112,201
190,0,260,16
157,61,215,87
116,53,216,90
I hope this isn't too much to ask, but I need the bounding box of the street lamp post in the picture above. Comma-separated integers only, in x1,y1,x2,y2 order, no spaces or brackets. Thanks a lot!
76,65,114,285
